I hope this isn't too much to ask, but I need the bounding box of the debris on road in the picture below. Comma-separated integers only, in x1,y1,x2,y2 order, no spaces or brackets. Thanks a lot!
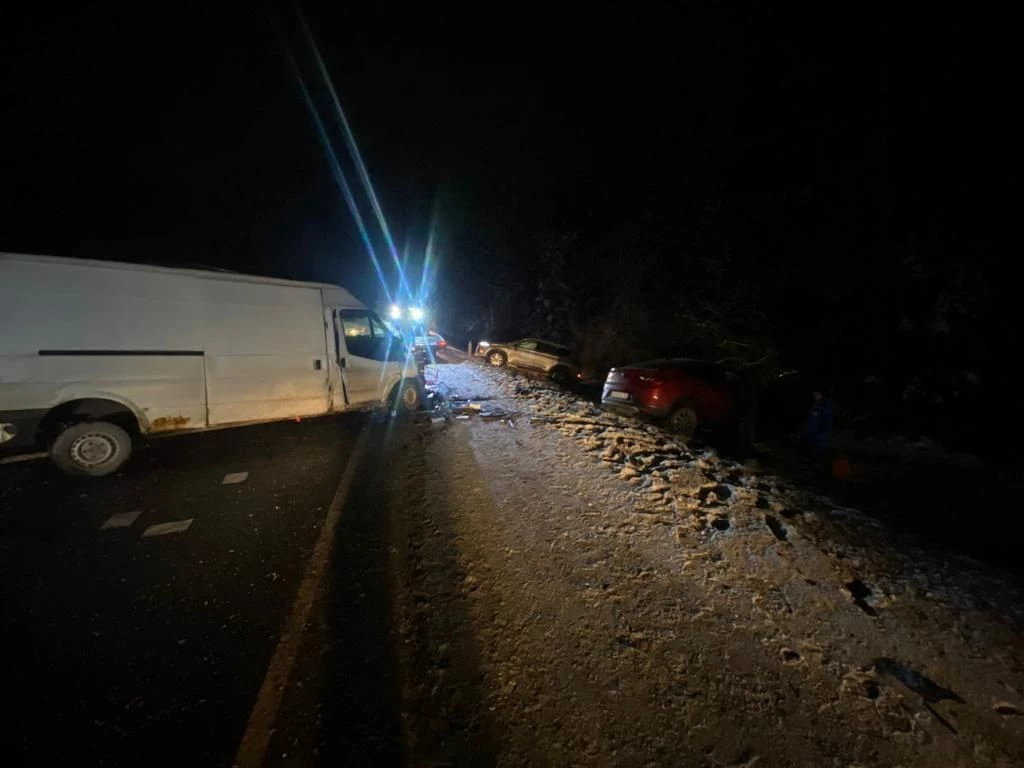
100,510,142,530
142,519,194,537
221,472,249,485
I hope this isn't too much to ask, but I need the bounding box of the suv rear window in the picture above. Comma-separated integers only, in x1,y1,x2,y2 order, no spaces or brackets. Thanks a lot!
536,341,570,356
673,360,728,385
631,359,728,384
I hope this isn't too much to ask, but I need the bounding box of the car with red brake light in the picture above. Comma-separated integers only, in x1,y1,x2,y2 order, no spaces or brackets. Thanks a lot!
601,359,734,437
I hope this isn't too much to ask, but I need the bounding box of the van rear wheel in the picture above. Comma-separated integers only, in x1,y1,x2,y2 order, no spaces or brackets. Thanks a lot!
51,421,133,477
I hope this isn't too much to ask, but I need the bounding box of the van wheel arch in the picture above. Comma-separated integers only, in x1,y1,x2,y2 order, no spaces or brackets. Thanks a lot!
40,399,139,477
40,398,141,444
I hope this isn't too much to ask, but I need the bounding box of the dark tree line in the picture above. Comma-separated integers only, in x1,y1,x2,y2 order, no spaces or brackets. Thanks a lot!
436,165,994,453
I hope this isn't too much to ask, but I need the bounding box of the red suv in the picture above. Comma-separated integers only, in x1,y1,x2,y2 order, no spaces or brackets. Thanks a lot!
601,359,735,437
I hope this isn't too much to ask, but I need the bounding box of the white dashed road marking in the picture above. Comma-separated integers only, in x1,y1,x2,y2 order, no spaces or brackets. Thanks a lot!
100,511,142,530
221,472,249,485
142,519,193,537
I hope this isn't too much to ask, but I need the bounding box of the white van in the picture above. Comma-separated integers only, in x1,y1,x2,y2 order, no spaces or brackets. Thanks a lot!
0,253,420,476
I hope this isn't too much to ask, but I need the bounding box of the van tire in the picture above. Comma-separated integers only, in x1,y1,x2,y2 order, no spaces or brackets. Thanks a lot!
393,379,421,413
51,421,133,477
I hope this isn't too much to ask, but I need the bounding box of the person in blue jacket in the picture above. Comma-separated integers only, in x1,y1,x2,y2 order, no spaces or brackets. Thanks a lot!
801,389,834,465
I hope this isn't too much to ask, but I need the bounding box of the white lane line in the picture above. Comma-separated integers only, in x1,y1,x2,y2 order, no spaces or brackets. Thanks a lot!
142,519,193,537
222,472,249,485
0,451,48,465
234,424,372,768
100,510,142,530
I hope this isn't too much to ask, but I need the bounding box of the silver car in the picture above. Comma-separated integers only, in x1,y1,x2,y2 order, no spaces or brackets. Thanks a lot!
477,338,578,383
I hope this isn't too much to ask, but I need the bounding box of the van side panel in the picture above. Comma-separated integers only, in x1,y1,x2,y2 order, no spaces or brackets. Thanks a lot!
201,280,330,424
0,259,208,432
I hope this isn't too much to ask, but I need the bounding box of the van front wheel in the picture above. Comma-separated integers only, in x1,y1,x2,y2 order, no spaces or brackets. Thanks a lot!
392,379,421,414
51,421,133,477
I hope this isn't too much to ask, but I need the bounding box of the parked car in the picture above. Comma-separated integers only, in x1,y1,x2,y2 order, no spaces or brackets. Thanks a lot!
477,338,578,383
414,330,447,351
411,330,447,365
601,359,735,437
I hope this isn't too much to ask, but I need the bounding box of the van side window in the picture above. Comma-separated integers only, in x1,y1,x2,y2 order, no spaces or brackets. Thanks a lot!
340,310,405,362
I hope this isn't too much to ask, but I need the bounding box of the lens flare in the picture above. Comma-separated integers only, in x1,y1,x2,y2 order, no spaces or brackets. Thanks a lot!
286,53,391,303
297,8,413,305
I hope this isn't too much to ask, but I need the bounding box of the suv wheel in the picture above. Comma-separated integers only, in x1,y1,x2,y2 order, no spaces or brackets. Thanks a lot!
487,350,507,367
549,365,570,384
667,405,699,439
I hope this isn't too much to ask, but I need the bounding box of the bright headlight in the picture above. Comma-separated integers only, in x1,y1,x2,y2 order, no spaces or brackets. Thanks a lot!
388,304,402,319
409,307,425,321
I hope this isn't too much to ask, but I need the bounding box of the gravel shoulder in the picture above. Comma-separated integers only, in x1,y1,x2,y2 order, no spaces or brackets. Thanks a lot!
272,362,1024,766
423,363,1024,766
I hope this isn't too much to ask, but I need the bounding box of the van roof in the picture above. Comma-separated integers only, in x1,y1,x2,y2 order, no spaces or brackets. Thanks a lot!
1,252,367,308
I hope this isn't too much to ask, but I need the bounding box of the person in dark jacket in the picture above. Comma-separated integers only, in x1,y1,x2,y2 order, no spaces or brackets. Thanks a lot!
801,390,834,465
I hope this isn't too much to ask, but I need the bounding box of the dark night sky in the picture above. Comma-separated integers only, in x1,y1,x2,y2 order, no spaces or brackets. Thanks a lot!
1,5,1002,315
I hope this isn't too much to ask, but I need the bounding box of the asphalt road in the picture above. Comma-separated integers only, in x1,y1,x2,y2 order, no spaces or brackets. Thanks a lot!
0,415,366,766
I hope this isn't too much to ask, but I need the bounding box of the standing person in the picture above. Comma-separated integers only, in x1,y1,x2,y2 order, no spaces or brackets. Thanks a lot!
801,389,834,467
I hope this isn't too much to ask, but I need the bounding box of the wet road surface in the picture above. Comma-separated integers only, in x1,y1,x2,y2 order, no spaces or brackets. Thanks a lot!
0,415,365,765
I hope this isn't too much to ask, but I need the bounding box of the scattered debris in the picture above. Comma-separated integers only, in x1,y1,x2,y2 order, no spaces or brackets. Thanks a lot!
221,472,248,485
100,510,142,530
